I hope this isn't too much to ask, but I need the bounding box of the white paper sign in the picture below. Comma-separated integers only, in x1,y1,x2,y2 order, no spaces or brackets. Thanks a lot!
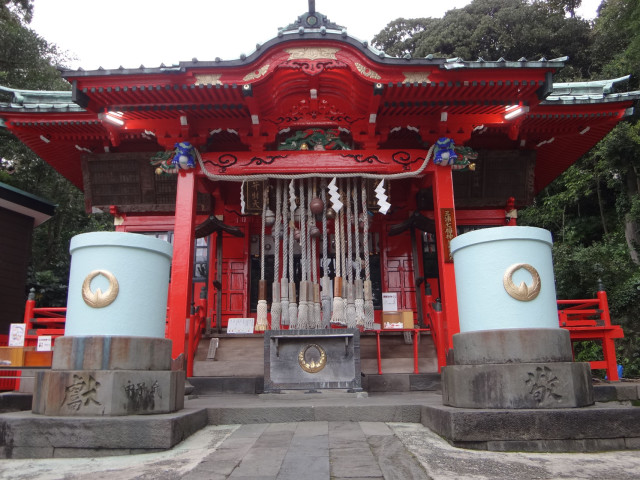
8,324,25,347
37,336,52,352
227,318,255,334
382,292,398,312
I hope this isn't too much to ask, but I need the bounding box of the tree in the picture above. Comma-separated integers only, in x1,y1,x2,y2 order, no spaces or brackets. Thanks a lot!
0,5,111,306
373,0,593,80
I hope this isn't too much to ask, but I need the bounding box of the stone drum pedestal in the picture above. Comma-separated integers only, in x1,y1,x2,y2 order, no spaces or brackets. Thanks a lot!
444,227,594,409
32,232,183,416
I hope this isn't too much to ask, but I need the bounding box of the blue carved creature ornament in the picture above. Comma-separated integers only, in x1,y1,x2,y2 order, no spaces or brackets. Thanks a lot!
434,137,458,166
172,142,196,169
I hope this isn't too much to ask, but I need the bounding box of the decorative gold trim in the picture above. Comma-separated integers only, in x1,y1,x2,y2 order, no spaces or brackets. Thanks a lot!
285,47,339,60
403,72,431,84
243,64,270,82
82,270,119,308
503,263,541,302
298,344,327,373
355,63,381,80
194,74,222,86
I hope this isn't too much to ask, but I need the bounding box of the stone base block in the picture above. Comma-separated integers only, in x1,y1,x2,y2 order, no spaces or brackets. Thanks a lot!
52,336,172,371
32,369,185,416
442,362,593,408
453,328,573,364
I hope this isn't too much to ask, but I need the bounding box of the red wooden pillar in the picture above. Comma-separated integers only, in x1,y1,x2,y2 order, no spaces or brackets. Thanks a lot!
167,169,197,360
431,166,460,354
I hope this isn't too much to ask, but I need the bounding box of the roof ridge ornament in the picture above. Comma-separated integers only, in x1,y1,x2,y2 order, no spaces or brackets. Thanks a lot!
282,1,345,33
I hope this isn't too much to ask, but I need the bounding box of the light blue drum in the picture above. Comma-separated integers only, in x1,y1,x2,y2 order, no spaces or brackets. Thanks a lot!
450,226,558,332
65,232,173,337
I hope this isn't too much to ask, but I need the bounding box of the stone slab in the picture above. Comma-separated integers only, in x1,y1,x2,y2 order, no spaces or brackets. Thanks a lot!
442,361,593,408
188,376,262,395
453,328,573,365
0,407,208,458
52,336,172,371
32,369,185,416
421,402,640,451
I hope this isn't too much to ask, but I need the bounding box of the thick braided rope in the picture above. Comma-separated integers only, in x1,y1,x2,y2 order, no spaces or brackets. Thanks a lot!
353,179,365,328
330,191,345,326
362,180,370,281
297,179,309,329
195,146,434,182
339,193,346,293
346,178,353,285
353,179,361,280
310,180,321,328
256,182,268,331
288,179,298,328
280,179,289,327
320,178,332,328
270,180,282,330
362,179,374,330
345,179,356,328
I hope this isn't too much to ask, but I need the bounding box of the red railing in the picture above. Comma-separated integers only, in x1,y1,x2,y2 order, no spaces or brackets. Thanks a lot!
423,287,448,373
186,295,207,378
23,289,66,347
557,288,624,381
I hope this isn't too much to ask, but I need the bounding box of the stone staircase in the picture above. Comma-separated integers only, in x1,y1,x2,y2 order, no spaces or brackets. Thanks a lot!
189,331,440,394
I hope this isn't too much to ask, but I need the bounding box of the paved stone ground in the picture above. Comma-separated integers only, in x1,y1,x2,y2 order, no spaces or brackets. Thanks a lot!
1,420,640,479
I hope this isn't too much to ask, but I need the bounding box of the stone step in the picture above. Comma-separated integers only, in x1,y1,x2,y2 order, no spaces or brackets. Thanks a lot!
186,373,441,395
192,332,439,377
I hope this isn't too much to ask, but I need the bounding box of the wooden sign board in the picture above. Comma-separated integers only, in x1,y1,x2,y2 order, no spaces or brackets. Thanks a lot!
227,318,255,334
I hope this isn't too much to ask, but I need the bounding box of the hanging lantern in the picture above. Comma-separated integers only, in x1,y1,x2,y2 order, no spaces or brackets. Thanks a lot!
309,197,324,215
265,208,276,227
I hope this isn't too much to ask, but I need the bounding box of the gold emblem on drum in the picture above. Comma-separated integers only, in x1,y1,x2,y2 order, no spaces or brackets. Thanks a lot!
503,263,541,302
298,344,327,374
82,270,119,308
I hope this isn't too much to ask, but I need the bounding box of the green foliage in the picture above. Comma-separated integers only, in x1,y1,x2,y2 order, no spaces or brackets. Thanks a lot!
373,0,640,375
373,0,593,80
0,7,111,306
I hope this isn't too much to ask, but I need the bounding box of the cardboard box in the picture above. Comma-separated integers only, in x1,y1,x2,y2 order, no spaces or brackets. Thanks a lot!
0,346,35,367
382,312,403,329
401,310,414,329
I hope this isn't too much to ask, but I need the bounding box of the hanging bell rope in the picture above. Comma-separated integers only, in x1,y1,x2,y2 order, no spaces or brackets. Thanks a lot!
353,178,365,329
310,179,321,329
270,180,282,330
362,179,375,330
320,178,332,328
345,178,356,328
299,179,311,329
288,179,298,329
255,182,269,332
280,179,290,327
331,180,345,326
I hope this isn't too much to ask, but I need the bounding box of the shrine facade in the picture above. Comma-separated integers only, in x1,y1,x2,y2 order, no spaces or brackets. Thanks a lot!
1,7,639,375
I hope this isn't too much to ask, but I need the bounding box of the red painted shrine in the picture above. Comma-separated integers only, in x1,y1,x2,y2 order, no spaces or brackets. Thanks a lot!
1,8,638,378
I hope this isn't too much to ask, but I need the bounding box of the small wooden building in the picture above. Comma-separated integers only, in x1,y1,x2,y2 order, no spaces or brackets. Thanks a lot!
0,7,638,376
0,182,55,332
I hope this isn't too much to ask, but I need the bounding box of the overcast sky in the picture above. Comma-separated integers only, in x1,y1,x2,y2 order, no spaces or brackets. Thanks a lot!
30,0,602,71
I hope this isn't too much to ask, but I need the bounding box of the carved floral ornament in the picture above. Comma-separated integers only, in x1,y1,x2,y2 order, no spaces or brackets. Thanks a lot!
285,47,340,60
298,343,327,373
193,74,223,86
403,72,431,84
82,269,119,308
243,64,270,82
503,263,541,302
355,63,381,80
